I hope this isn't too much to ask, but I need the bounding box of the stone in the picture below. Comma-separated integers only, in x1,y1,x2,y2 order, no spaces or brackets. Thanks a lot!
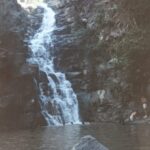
20,64,39,76
0,0,44,128
66,71,81,78
72,135,109,150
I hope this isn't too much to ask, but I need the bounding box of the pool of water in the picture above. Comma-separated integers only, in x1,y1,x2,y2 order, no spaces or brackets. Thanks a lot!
0,123,150,150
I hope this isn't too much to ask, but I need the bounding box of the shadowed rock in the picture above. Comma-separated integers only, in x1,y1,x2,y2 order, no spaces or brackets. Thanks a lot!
72,135,109,150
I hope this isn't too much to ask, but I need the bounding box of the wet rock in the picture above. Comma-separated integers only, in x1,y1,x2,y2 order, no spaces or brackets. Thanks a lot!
49,73,60,84
72,135,109,150
39,71,49,83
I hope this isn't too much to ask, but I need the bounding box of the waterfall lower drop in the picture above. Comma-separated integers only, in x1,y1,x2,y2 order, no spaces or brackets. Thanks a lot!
27,3,80,125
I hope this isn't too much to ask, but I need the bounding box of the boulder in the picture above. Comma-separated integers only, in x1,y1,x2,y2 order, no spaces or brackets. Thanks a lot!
72,135,109,150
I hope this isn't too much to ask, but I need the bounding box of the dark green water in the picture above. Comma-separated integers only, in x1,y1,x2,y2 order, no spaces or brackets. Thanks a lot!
0,123,150,150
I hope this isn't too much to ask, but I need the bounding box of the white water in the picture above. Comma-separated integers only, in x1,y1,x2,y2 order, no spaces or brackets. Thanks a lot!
27,3,80,125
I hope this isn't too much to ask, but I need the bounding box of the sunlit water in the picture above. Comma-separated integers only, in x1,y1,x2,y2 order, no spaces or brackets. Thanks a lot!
0,124,150,150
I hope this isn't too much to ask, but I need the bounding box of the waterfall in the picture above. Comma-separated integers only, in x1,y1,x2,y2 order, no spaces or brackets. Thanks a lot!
27,3,80,125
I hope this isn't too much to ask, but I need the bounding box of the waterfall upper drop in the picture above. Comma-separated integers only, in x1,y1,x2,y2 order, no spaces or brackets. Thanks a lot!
27,3,80,125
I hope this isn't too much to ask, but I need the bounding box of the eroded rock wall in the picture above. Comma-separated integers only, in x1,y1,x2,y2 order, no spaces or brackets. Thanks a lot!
51,0,150,122
0,0,45,128
1,0,150,127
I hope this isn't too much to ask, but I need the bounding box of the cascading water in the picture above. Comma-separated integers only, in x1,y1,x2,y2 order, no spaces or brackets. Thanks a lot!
27,3,80,125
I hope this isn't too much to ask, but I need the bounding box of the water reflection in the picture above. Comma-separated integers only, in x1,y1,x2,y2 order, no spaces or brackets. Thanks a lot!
0,124,150,150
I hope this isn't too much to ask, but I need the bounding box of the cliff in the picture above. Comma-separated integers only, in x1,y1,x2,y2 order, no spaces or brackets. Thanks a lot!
51,0,150,122
0,0,150,128
0,0,45,128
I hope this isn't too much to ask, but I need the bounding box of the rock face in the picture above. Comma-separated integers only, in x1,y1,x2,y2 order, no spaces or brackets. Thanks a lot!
49,0,129,122
50,0,150,123
0,0,150,127
0,0,45,128
0,0,27,37
72,135,109,150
